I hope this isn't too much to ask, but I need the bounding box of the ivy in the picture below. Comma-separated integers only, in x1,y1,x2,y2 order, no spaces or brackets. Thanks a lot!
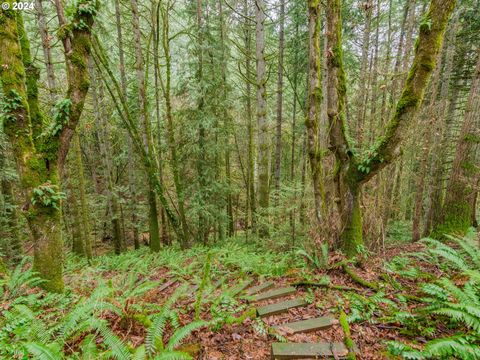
31,182,66,210
0,89,23,123
47,99,72,137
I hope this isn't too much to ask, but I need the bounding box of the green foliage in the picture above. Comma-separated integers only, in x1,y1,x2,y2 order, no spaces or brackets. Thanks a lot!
194,252,212,320
145,287,205,359
0,258,44,301
296,242,329,270
345,290,397,323
48,99,72,137
0,89,23,123
31,182,66,210
386,232,480,359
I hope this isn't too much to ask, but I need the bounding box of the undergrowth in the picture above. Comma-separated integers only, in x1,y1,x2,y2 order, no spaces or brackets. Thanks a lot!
0,240,297,359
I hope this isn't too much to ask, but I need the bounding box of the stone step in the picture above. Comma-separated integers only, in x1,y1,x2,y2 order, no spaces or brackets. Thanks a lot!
246,281,275,295
271,342,352,359
251,286,297,302
230,279,254,297
257,298,308,318
274,316,337,334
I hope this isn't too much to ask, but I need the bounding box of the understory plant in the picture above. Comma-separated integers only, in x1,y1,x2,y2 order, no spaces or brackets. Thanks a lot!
386,231,480,359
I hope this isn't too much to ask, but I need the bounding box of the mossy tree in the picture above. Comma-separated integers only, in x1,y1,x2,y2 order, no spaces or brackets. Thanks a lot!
0,0,98,291
325,0,457,256
434,52,480,237
306,0,326,225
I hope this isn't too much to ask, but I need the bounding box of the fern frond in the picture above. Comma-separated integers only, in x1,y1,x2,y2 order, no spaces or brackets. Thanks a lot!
25,342,63,360
166,321,205,351
423,336,480,359
89,318,131,360
433,308,480,332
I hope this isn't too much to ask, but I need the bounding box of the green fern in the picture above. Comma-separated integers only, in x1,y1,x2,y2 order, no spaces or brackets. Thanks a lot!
25,342,63,360
165,321,205,351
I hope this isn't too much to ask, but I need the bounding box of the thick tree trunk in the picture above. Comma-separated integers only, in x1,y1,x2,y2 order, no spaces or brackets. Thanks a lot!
307,0,325,225
0,1,96,291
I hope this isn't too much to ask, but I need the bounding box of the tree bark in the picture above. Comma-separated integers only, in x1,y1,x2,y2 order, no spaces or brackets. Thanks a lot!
0,0,97,291
435,52,480,236
307,0,325,225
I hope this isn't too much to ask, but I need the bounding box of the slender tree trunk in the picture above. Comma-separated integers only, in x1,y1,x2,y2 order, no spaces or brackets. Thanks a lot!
159,0,190,247
423,19,458,235
290,15,300,244
196,0,208,244
131,0,161,251
412,61,442,241
73,132,92,258
255,0,270,237
36,0,57,103
153,1,170,246
218,0,234,237
243,0,256,235
114,0,140,249
273,0,285,207
435,52,480,236
355,1,373,146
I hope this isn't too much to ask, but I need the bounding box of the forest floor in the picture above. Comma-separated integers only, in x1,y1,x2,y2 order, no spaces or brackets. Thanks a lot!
2,229,477,359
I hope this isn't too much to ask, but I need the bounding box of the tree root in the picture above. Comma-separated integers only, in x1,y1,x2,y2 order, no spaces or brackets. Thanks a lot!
339,310,356,360
341,264,379,290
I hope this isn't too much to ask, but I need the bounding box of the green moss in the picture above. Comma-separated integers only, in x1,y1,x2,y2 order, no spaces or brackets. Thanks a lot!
340,183,363,258
339,311,356,359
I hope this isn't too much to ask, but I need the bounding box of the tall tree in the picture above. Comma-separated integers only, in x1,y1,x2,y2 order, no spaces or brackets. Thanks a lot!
435,52,480,236
130,0,162,251
325,0,456,256
255,0,270,237
0,0,98,291
306,0,325,224
273,0,285,205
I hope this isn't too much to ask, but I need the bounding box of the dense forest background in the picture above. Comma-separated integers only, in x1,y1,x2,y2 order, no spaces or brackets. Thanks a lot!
0,0,479,358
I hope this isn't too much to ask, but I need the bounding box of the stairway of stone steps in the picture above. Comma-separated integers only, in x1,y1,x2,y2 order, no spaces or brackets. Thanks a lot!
242,280,356,360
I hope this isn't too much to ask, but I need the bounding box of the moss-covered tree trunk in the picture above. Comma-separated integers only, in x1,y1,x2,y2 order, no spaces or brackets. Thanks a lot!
326,0,456,256
73,132,92,258
434,53,480,236
307,0,326,225
0,1,97,291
